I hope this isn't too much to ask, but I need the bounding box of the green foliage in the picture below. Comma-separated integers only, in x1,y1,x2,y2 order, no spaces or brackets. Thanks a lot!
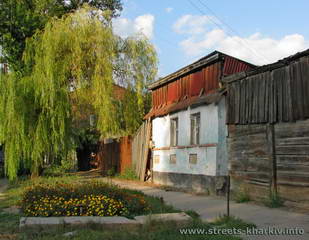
0,6,158,180
264,192,284,208
0,0,123,71
212,215,256,229
234,191,251,203
185,210,200,219
107,168,116,177
116,167,138,180
42,154,76,177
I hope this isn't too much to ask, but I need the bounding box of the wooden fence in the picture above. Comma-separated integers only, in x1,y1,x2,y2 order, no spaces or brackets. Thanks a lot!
131,120,152,181
226,54,309,124
97,136,132,175
225,51,309,210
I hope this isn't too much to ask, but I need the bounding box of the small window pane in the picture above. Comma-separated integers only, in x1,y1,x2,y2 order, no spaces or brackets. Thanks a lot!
154,155,160,164
170,118,178,146
190,113,200,145
189,154,198,164
170,154,176,164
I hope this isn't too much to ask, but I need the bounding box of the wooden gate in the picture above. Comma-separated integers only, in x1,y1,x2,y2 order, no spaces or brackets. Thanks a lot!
132,120,152,181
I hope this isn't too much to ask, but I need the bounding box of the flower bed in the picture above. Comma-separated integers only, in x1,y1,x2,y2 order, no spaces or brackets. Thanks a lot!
21,181,152,217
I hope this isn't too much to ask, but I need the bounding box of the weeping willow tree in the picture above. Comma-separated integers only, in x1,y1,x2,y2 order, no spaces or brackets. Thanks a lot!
0,6,158,180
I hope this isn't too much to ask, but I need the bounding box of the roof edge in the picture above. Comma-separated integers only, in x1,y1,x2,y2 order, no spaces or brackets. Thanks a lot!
222,48,309,83
148,51,221,90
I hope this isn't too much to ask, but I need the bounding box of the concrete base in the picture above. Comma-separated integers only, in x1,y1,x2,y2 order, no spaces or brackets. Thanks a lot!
153,171,227,195
19,213,192,229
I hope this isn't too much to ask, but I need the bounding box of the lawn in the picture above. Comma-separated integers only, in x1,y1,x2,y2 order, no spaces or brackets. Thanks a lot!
0,175,255,239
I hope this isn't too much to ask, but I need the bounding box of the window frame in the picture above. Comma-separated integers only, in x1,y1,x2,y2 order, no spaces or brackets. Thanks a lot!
190,112,201,145
170,117,179,147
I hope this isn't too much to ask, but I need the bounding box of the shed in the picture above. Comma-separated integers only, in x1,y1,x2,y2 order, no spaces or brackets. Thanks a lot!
223,49,309,210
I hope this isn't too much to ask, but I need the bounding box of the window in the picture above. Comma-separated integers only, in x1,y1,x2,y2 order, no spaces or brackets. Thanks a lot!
170,118,178,146
170,154,176,164
190,113,200,145
154,155,160,164
189,154,198,164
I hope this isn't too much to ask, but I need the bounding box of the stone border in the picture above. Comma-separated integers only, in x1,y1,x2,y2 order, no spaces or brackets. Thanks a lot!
20,212,192,228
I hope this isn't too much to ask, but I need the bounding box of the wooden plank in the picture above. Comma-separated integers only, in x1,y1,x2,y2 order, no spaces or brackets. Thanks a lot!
275,119,309,138
266,124,277,194
253,76,258,123
277,155,309,165
247,78,252,123
276,137,309,146
241,80,247,124
245,78,249,123
300,57,309,118
277,164,309,172
260,75,266,123
228,84,235,124
264,72,270,123
290,62,300,120
295,61,305,119
140,120,152,181
276,145,309,155
273,68,283,122
235,81,240,124
285,65,294,121
268,72,273,123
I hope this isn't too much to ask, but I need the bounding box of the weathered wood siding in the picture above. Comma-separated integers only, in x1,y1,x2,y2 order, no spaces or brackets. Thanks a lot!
226,51,309,210
228,124,272,201
228,116,309,210
132,120,152,181
275,120,309,209
226,56,309,124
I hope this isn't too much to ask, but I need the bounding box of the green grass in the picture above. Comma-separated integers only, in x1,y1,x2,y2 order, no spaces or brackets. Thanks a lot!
0,175,80,210
211,215,256,229
263,193,284,208
115,167,138,180
0,211,253,240
234,191,251,203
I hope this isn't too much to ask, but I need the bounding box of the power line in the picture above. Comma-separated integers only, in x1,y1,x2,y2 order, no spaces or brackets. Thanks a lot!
198,0,270,64
187,0,269,64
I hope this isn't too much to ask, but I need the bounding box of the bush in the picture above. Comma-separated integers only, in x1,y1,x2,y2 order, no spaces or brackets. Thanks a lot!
21,181,151,217
234,185,251,203
116,167,138,180
264,193,284,208
234,191,251,203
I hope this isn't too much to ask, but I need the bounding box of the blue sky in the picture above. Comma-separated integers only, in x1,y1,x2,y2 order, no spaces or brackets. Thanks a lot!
113,0,309,78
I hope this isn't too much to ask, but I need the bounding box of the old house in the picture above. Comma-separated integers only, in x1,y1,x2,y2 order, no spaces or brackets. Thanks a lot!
223,49,309,210
144,51,255,193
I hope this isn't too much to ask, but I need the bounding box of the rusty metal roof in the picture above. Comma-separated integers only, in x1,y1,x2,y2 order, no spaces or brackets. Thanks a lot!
149,51,256,90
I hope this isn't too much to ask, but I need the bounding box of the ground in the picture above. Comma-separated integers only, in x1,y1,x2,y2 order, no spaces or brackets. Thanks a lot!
0,173,308,240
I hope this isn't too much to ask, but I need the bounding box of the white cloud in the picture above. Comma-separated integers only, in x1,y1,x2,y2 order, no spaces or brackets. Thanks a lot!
113,14,155,39
173,15,215,35
174,15,309,65
165,7,173,13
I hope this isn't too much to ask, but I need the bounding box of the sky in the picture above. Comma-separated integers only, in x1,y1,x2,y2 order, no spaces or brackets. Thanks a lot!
113,0,309,78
